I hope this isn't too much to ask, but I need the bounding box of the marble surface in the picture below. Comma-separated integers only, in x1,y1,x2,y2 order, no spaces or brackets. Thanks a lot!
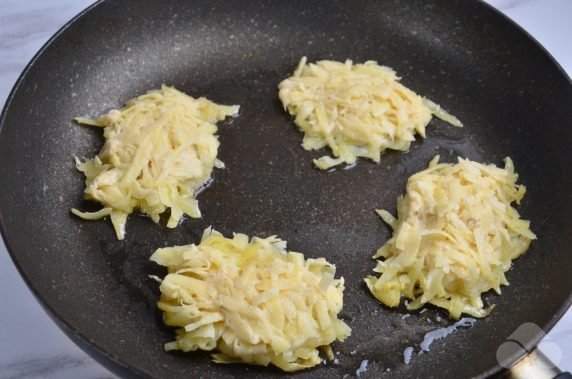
0,0,570,378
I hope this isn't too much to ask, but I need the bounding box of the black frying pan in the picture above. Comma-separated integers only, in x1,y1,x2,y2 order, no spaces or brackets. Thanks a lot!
1,0,571,378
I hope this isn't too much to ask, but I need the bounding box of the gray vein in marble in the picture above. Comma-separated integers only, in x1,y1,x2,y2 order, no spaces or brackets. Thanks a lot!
490,0,533,11
0,354,115,379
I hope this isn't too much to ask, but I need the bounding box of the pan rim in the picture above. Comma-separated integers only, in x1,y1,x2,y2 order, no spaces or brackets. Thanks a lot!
470,0,572,376
0,1,149,377
0,0,570,378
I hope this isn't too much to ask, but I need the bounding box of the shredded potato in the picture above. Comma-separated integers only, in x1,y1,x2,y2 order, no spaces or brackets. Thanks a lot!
365,156,536,319
150,228,351,372
71,86,239,239
278,57,462,170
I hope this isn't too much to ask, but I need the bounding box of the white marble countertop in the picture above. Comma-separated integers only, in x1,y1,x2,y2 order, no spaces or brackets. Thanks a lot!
0,0,570,378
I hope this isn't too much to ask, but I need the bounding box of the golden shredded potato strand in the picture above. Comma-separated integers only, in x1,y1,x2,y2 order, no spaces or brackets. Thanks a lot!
150,228,351,372
278,57,462,170
365,156,536,319
71,86,239,239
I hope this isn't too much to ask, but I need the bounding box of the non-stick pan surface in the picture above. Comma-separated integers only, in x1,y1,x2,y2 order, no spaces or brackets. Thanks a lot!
1,0,571,378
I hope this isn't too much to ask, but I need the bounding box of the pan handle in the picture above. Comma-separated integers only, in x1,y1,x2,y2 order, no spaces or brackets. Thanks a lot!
504,348,571,379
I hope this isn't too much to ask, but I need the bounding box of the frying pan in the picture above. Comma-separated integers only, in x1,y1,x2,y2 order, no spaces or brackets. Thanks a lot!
0,0,571,378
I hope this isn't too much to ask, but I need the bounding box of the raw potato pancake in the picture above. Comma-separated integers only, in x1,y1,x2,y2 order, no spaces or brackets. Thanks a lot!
278,57,462,170
365,156,536,319
71,86,239,239
151,228,351,372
